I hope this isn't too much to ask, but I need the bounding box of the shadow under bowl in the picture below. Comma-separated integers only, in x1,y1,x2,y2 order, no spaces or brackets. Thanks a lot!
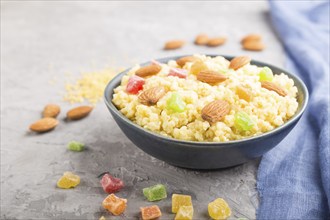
104,55,309,169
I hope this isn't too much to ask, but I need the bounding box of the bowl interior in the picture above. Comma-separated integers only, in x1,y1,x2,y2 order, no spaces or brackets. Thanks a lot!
104,55,309,145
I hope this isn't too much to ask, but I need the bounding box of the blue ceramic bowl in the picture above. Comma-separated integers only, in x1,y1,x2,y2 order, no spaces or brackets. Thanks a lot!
104,55,308,169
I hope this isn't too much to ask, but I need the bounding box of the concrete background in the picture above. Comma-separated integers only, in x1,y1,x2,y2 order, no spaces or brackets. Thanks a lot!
1,1,284,219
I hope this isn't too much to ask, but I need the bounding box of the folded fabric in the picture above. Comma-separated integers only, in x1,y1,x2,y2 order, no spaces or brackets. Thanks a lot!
257,1,330,219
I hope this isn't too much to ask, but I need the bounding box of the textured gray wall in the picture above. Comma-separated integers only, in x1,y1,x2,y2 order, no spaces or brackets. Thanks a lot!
1,1,284,219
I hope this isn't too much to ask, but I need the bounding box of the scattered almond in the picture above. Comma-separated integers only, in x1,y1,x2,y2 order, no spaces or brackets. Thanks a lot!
136,64,161,77
201,100,230,123
138,86,167,106
30,117,59,133
236,85,252,102
164,40,185,50
261,81,287,96
206,37,226,47
197,70,228,84
42,104,60,118
242,41,265,51
229,56,251,70
66,106,93,120
241,34,262,44
195,34,209,45
176,56,199,67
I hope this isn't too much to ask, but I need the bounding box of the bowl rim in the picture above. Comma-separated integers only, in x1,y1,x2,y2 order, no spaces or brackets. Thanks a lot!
104,54,309,146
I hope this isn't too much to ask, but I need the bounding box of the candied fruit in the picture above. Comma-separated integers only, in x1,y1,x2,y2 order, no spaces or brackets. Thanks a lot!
168,68,188,79
175,205,194,220
100,173,124,194
208,198,231,220
126,75,145,94
140,205,162,220
67,141,85,152
143,184,167,202
234,111,254,131
57,172,80,189
166,93,186,113
172,194,192,213
236,85,252,102
102,194,127,216
190,60,208,75
259,67,273,82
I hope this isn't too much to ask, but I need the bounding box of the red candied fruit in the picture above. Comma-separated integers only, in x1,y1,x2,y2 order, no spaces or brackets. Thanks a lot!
168,68,188,79
101,173,124,194
126,75,145,94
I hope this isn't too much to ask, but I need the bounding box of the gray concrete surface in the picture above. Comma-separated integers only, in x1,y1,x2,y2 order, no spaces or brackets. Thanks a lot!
1,1,284,219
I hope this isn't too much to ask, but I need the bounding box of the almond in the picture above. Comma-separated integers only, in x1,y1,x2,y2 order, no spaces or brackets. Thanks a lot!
229,56,251,70
206,37,226,47
30,117,59,133
176,56,199,67
242,41,265,51
197,70,228,84
135,64,161,77
201,100,230,123
42,104,60,118
138,86,167,106
261,81,287,96
164,40,185,50
67,106,93,120
241,34,262,44
195,34,209,45
236,85,252,102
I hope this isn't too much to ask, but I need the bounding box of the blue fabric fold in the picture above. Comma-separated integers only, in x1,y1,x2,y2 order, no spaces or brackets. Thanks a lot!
257,1,330,219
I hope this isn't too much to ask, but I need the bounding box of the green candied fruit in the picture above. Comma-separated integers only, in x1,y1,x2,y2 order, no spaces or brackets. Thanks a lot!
67,141,85,152
143,184,167,202
166,93,186,113
234,111,255,131
259,67,273,82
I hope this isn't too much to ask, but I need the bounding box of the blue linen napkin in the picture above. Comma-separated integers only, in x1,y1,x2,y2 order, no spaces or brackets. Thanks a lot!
257,1,330,219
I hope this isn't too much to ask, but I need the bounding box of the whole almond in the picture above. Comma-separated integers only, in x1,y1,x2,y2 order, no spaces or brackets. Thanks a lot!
30,117,59,133
136,64,161,77
236,85,252,102
138,86,167,106
206,37,226,47
261,81,287,96
195,34,209,45
241,34,262,44
229,56,251,70
243,41,265,51
197,70,228,84
42,104,60,118
176,56,199,67
201,100,230,123
164,40,185,50
67,106,93,120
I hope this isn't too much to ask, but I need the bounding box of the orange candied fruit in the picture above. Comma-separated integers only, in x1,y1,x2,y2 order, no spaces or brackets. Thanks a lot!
140,205,162,220
102,194,127,216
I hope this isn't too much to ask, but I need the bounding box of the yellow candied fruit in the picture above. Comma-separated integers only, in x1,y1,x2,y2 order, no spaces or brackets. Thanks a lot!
99,216,106,220
57,172,80,189
190,60,208,75
172,194,192,213
175,205,194,220
208,198,231,220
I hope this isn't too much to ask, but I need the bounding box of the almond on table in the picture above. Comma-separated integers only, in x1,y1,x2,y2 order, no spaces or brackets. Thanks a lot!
194,33,209,45
29,117,59,133
242,40,265,51
42,104,60,118
206,37,227,47
66,106,93,120
164,40,185,50
241,34,262,44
